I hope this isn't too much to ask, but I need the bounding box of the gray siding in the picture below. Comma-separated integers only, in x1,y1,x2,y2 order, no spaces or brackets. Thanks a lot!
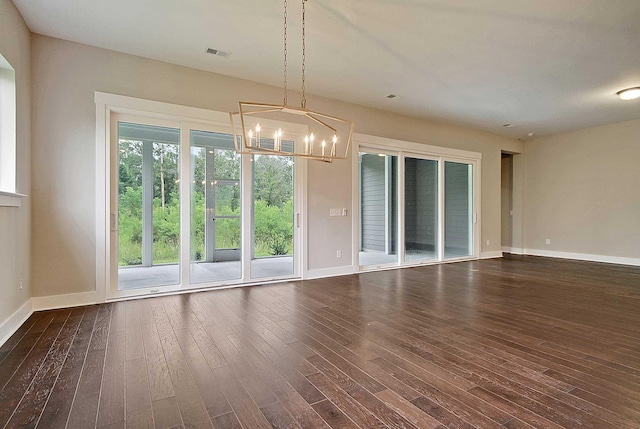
445,162,471,254
404,158,438,251
360,154,386,252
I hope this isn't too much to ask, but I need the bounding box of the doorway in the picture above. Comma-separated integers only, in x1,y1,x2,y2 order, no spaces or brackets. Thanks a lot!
501,153,513,252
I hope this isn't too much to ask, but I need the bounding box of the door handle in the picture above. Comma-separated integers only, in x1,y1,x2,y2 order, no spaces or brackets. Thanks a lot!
296,213,300,228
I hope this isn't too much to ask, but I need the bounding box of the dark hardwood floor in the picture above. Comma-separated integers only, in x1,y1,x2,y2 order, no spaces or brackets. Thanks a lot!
1,254,640,428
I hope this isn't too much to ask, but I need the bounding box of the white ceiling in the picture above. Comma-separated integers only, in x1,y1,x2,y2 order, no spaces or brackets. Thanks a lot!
12,0,640,138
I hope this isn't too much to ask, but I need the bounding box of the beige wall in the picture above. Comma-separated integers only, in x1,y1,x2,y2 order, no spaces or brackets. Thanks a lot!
524,118,640,258
0,0,31,322
31,34,521,297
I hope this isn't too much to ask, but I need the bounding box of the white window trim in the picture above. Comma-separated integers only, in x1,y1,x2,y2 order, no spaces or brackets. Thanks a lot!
95,92,308,302
95,92,236,303
0,54,17,198
0,190,27,207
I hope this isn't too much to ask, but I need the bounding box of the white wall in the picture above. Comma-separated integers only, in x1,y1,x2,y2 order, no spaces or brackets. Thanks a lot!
31,34,521,298
0,0,31,331
524,118,640,260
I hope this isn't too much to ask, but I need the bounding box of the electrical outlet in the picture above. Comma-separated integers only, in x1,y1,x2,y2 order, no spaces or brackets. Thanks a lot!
486,240,490,246
19,279,23,290
342,208,348,216
336,250,342,258
545,238,551,245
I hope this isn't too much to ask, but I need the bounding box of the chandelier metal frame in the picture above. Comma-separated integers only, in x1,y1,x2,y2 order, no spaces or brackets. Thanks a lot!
229,0,354,162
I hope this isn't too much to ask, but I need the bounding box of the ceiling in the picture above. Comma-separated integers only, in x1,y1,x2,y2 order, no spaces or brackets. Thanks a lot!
12,0,640,138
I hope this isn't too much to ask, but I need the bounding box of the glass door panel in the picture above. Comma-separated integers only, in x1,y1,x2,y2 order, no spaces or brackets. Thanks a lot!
251,153,295,279
359,153,398,267
444,161,473,258
404,157,438,262
116,122,180,290
190,130,242,284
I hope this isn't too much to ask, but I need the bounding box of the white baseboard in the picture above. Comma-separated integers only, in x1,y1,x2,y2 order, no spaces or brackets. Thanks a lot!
0,299,33,347
304,265,356,280
481,251,503,259
32,291,97,312
524,249,640,267
502,247,526,255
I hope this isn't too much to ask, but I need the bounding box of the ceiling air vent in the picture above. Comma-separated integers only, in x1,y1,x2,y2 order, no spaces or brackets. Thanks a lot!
206,48,231,58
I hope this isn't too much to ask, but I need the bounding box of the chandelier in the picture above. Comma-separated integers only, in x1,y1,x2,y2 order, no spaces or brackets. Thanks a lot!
230,0,354,162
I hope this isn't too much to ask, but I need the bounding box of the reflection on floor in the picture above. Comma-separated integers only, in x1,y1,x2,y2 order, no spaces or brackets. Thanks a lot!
360,247,472,266
118,256,294,290
404,249,437,262
359,251,398,266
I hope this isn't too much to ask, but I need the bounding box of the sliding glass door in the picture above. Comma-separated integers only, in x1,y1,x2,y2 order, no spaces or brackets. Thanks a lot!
114,120,181,291
189,130,242,284
110,116,301,297
358,148,477,269
251,153,295,279
358,152,398,267
404,157,438,262
444,161,474,259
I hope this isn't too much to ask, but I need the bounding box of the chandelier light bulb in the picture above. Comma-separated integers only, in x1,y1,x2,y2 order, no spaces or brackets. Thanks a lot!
256,124,261,147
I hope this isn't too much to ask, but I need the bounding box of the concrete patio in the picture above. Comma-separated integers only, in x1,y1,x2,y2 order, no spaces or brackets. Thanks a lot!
118,256,294,290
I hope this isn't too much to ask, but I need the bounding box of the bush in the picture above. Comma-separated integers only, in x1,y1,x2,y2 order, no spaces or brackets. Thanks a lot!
254,198,293,256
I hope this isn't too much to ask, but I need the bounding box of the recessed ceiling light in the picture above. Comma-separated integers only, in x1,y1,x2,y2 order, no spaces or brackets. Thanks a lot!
617,87,640,100
386,94,398,99
502,124,514,128
528,133,535,137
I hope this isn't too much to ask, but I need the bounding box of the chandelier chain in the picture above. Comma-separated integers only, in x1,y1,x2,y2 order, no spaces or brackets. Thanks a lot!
301,0,307,109
283,0,288,106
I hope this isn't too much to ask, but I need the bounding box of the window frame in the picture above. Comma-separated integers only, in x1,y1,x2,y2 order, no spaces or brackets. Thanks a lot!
0,53,24,206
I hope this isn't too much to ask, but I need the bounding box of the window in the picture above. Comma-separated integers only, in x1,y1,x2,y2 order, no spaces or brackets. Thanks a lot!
0,53,16,195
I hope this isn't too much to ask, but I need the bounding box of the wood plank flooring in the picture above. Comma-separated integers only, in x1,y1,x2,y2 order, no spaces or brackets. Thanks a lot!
1,254,640,428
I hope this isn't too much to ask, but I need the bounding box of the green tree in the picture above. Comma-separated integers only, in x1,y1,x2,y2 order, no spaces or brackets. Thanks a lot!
117,137,296,266
253,155,293,207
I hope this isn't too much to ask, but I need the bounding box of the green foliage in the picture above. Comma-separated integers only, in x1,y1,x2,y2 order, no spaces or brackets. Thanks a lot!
253,199,293,257
117,139,294,267
253,155,293,206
